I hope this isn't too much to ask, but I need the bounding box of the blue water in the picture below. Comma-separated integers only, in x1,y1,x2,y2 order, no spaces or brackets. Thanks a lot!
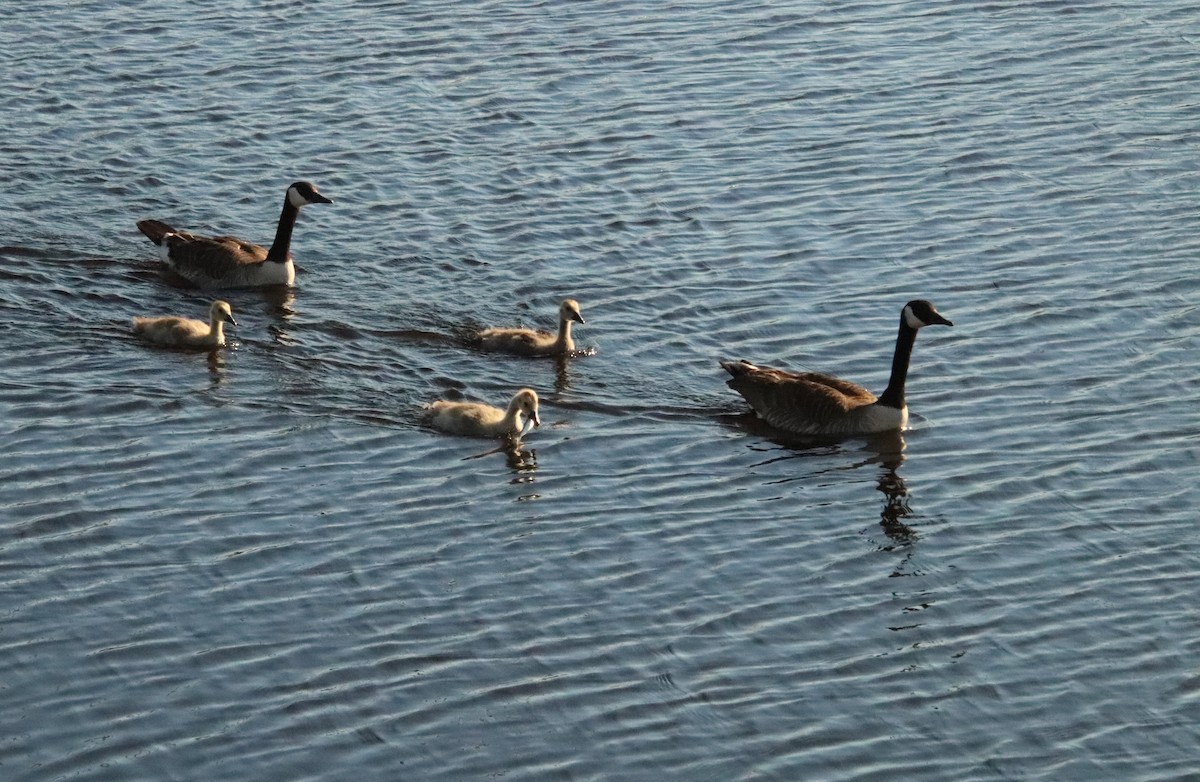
2,2,1199,780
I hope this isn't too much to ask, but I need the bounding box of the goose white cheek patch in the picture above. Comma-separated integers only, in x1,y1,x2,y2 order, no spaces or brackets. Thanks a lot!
903,305,924,329
287,186,308,208
158,241,175,264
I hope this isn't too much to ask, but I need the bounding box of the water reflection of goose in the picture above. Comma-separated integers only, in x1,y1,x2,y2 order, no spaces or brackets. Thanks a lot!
478,299,586,357
875,457,917,549
261,285,296,320
721,300,953,437
504,444,538,475
461,440,539,478
424,388,541,439
552,355,575,393
136,181,333,288
131,300,236,349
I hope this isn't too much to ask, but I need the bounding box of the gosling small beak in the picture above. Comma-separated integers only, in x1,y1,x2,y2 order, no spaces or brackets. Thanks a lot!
530,411,541,428
226,314,238,326
574,314,585,324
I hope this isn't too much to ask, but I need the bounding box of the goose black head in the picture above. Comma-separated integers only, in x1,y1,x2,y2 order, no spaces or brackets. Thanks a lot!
287,181,334,208
902,299,953,330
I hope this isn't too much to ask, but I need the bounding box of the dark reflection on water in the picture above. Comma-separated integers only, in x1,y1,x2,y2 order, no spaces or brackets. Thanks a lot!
260,286,297,319
876,458,918,550
552,354,574,393
721,415,917,540
460,438,538,472
205,349,227,384
504,443,538,475
721,415,926,574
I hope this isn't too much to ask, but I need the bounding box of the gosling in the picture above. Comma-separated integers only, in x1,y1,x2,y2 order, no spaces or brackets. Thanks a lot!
478,299,585,356
131,300,236,349
424,388,541,439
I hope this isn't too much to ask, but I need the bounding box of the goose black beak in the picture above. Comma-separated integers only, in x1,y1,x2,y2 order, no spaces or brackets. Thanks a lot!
934,314,953,327
226,315,238,326
311,193,334,205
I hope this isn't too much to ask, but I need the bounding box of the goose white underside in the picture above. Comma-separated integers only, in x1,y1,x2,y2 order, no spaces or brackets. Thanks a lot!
233,258,294,287
856,403,908,433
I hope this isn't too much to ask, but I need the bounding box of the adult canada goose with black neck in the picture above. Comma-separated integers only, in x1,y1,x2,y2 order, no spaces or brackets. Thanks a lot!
721,300,953,436
137,181,333,288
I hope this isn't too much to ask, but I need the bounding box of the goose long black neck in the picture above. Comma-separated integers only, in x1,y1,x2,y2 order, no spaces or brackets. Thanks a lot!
876,316,919,409
265,196,301,264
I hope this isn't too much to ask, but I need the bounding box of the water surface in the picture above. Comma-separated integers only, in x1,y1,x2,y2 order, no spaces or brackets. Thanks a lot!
2,2,1199,780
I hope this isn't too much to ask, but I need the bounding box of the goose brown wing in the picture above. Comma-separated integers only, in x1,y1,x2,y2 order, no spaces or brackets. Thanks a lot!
209,235,271,264
783,371,876,405
163,233,269,278
721,360,876,433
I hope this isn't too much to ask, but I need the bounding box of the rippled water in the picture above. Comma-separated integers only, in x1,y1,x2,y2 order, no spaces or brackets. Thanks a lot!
3,1,1200,780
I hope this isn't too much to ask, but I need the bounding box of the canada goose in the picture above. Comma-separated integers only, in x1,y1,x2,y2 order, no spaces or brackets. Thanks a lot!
424,388,541,439
136,181,333,288
131,300,237,349
720,299,953,436
478,299,585,356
